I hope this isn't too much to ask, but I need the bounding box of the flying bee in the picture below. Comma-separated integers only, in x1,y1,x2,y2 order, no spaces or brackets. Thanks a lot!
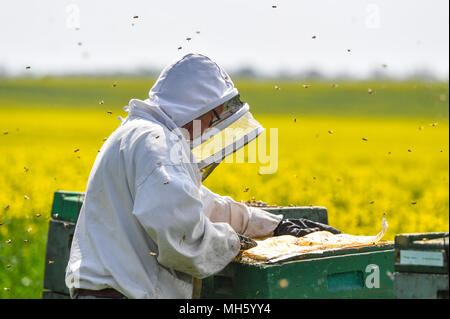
99,100,104,105
26,66,31,69
430,123,438,127
149,251,157,256
368,88,376,95
312,35,316,39
133,16,139,19
107,111,113,114
74,148,80,152
362,137,368,141
272,5,277,8
48,260,55,264
274,85,280,90
331,84,338,88
328,130,333,134
303,84,311,88
243,187,249,192
24,195,30,200
178,46,182,50
411,201,417,205
163,181,169,185
24,239,30,243
24,166,29,172
186,37,192,41
35,213,41,218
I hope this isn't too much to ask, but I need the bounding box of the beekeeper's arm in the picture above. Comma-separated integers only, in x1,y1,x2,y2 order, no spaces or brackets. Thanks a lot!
200,185,283,238
132,164,240,279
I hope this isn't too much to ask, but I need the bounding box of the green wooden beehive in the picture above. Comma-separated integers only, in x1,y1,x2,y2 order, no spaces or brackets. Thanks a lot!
200,209,395,299
42,191,82,299
394,232,449,299
200,246,394,298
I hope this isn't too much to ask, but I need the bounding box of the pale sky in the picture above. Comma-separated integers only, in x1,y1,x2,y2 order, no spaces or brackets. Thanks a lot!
0,0,448,79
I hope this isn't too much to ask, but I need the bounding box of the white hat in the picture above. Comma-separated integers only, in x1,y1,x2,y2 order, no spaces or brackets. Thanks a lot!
149,53,239,127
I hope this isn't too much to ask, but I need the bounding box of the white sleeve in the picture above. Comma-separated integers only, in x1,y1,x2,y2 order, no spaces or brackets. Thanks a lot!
199,185,283,238
132,164,240,279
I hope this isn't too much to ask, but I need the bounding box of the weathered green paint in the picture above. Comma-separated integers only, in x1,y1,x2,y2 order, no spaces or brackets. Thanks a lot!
43,219,75,296
394,273,449,299
200,248,395,299
50,190,85,223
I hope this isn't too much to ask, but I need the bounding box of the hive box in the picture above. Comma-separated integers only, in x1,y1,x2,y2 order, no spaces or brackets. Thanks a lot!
200,207,395,299
394,232,449,299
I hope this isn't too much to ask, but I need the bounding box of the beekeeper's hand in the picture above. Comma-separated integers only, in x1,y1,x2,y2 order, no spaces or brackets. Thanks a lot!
273,218,341,237
238,234,258,250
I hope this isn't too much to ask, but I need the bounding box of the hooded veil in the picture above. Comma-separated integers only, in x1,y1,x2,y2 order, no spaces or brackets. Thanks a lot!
122,53,264,180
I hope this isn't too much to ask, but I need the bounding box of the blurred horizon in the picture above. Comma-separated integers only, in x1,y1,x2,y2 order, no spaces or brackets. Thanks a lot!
1,0,448,81
1,64,448,82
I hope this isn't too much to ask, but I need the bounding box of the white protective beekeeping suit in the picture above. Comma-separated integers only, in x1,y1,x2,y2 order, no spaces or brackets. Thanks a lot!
65,53,283,299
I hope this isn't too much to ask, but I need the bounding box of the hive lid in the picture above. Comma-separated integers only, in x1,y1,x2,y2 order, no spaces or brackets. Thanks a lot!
237,241,394,265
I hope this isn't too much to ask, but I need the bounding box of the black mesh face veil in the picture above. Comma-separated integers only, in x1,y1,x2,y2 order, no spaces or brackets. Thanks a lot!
208,95,245,128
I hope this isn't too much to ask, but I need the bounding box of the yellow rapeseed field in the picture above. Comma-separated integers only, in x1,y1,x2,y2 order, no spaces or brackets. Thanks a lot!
1,108,448,240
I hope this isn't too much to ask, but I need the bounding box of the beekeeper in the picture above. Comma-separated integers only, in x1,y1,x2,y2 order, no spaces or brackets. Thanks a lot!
66,53,339,299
